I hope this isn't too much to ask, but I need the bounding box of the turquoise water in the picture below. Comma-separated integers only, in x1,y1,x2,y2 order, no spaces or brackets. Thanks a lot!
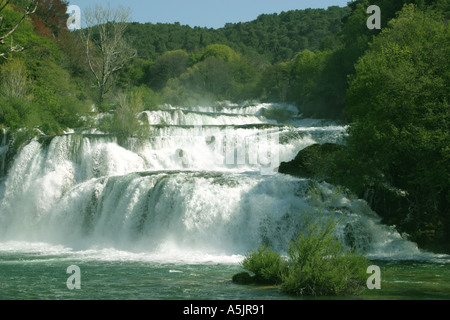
1,248,449,300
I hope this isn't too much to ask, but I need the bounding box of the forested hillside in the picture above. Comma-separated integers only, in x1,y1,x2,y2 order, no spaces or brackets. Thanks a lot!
125,6,350,63
0,3,352,135
0,0,91,135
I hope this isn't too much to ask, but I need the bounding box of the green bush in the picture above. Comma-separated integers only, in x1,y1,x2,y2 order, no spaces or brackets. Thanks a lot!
98,91,151,144
236,193,369,297
241,245,287,284
280,213,369,296
342,5,450,247
0,96,42,129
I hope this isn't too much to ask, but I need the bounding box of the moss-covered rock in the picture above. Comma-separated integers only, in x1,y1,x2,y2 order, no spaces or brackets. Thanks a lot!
279,143,344,180
232,272,255,285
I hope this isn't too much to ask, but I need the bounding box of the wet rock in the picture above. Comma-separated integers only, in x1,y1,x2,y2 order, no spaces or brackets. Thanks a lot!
279,143,344,179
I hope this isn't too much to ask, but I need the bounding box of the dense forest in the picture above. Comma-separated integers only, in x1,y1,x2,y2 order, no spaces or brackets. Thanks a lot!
119,5,352,115
0,0,449,251
124,6,351,62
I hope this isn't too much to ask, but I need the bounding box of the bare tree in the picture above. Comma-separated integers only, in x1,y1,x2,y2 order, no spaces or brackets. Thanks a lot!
81,4,137,106
0,0,37,59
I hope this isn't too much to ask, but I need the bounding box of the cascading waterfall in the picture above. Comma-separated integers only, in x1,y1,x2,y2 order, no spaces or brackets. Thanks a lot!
140,109,274,126
165,102,298,116
0,102,429,263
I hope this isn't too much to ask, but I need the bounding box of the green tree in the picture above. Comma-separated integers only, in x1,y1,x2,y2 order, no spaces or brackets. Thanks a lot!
259,62,291,102
288,49,329,107
98,89,151,144
241,245,286,284
229,55,260,100
32,59,87,129
343,4,450,246
201,44,239,62
0,0,37,58
148,49,189,90
191,56,234,99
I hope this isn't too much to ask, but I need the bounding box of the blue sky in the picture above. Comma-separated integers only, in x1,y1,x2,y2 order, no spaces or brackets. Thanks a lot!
68,0,351,29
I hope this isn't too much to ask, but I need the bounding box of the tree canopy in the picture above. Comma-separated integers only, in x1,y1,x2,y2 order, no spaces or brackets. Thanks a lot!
340,4,450,246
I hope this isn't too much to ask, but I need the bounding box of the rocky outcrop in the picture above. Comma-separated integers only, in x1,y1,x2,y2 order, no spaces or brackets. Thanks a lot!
279,143,344,180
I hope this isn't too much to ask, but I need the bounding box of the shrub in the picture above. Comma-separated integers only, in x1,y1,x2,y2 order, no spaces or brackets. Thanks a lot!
280,213,369,296
241,245,287,284
235,191,370,297
97,91,151,146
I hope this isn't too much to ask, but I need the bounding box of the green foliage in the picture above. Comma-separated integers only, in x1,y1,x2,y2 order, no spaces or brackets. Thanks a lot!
0,58,30,99
117,6,353,108
340,4,450,246
237,190,370,297
241,246,287,284
154,44,262,105
289,50,327,101
281,212,369,296
279,143,345,181
125,6,351,63
201,44,239,62
0,4,36,56
98,90,151,143
0,1,91,133
148,50,189,90
117,57,153,88
299,0,445,119
0,96,41,129
259,62,291,102
129,85,160,111
32,60,88,128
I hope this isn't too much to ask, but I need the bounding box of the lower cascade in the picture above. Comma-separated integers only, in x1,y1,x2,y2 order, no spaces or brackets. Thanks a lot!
0,103,433,263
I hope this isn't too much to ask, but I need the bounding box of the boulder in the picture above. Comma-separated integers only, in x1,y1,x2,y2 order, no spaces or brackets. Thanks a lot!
279,143,344,179
232,272,255,285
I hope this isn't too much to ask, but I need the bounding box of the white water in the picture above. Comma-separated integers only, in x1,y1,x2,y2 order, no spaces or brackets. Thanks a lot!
140,109,272,126
165,102,298,116
0,102,434,264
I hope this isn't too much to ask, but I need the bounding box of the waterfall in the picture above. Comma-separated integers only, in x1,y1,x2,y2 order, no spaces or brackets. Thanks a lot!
0,102,428,263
